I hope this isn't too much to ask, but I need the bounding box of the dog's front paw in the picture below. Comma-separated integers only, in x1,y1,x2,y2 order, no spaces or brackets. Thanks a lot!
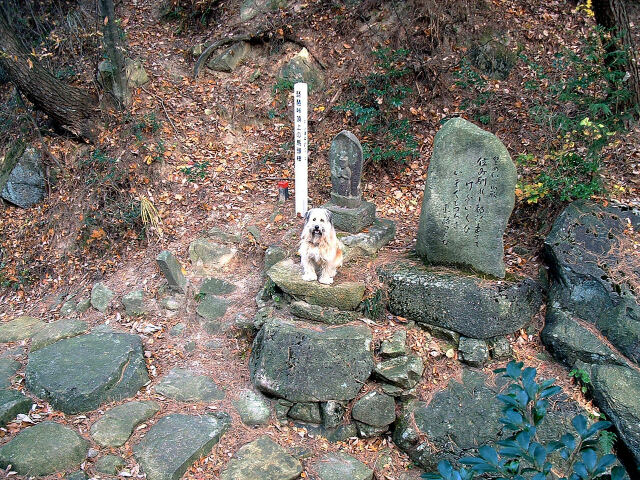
318,276,334,285
302,272,318,282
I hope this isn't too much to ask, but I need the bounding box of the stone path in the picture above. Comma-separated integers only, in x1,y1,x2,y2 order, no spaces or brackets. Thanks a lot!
0,202,636,480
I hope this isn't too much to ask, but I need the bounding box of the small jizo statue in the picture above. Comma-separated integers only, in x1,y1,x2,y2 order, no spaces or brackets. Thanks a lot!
330,130,363,209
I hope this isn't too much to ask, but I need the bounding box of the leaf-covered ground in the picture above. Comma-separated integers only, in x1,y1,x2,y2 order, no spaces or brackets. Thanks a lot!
0,0,638,478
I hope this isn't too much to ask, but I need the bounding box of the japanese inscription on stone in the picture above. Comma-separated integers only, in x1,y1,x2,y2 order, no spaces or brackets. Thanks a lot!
416,118,516,278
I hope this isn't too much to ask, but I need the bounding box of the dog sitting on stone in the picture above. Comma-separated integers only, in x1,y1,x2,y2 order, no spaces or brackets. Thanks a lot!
299,208,344,284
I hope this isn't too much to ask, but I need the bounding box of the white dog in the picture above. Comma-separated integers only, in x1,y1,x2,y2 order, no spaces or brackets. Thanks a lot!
299,208,344,284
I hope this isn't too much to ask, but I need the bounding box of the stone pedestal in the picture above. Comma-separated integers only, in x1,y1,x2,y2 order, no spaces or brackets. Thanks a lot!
324,200,376,234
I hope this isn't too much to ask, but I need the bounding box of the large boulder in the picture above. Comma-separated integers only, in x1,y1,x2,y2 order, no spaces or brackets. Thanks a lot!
542,201,640,469
0,143,45,208
379,262,543,339
279,48,323,91
0,422,88,476
393,369,583,470
590,364,640,466
208,42,250,72
415,118,516,278
26,331,149,414
250,318,373,402
267,259,365,310
544,201,640,363
133,413,231,480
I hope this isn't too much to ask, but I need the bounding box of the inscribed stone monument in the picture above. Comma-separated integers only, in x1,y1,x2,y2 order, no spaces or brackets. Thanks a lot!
324,130,375,233
416,117,516,278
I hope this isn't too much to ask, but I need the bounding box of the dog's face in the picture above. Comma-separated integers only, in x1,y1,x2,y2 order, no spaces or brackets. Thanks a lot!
302,208,334,245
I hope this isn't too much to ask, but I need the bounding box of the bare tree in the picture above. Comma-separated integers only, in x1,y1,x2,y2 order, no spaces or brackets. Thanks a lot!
0,11,99,142
99,0,130,108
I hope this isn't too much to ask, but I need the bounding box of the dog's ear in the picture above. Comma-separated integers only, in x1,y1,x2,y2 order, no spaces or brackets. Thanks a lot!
326,210,333,226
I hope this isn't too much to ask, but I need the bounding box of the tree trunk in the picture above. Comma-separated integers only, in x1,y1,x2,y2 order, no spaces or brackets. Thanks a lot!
592,0,640,110
99,0,130,108
0,12,99,142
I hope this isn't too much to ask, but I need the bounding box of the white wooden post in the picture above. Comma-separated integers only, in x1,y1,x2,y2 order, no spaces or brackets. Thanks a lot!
294,82,308,216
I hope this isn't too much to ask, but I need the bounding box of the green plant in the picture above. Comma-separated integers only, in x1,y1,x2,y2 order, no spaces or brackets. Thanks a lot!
180,160,210,181
335,48,418,167
454,57,494,124
516,27,633,204
422,361,628,480
569,368,592,394
194,292,206,302
598,430,617,455
361,288,386,320
132,112,162,141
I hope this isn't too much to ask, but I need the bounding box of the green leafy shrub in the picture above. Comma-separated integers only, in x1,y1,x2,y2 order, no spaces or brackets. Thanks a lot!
422,361,629,480
336,48,418,167
454,57,494,125
516,27,633,204
569,368,592,394
180,160,210,182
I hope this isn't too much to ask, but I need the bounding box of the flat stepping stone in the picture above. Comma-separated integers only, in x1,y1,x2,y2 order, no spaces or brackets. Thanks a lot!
0,389,32,427
0,421,88,476
200,277,236,295
289,301,359,325
122,289,145,315
310,452,373,480
155,368,225,402
267,259,365,310
189,238,236,269
351,391,395,427
0,358,20,388
342,218,396,261
133,413,231,480
65,471,88,480
95,455,126,475
30,319,88,352
220,435,302,480
250,318,373,402
26,331,149,414
233,390,271,426
196,295,228,321
90,400,160,447
91,282,114,312
0,316,44,342
374,355,424,389
380,330,407,358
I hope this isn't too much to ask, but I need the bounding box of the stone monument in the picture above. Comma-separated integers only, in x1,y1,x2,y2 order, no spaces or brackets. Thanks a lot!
416,117,516,278
324,130,376,233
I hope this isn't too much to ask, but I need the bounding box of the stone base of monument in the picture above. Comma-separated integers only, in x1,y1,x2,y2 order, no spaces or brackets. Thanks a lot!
378,261,543,340
324,201,376,234
340,218,396,262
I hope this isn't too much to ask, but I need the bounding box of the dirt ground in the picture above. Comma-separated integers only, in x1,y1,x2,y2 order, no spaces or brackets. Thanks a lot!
1,0,638,478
